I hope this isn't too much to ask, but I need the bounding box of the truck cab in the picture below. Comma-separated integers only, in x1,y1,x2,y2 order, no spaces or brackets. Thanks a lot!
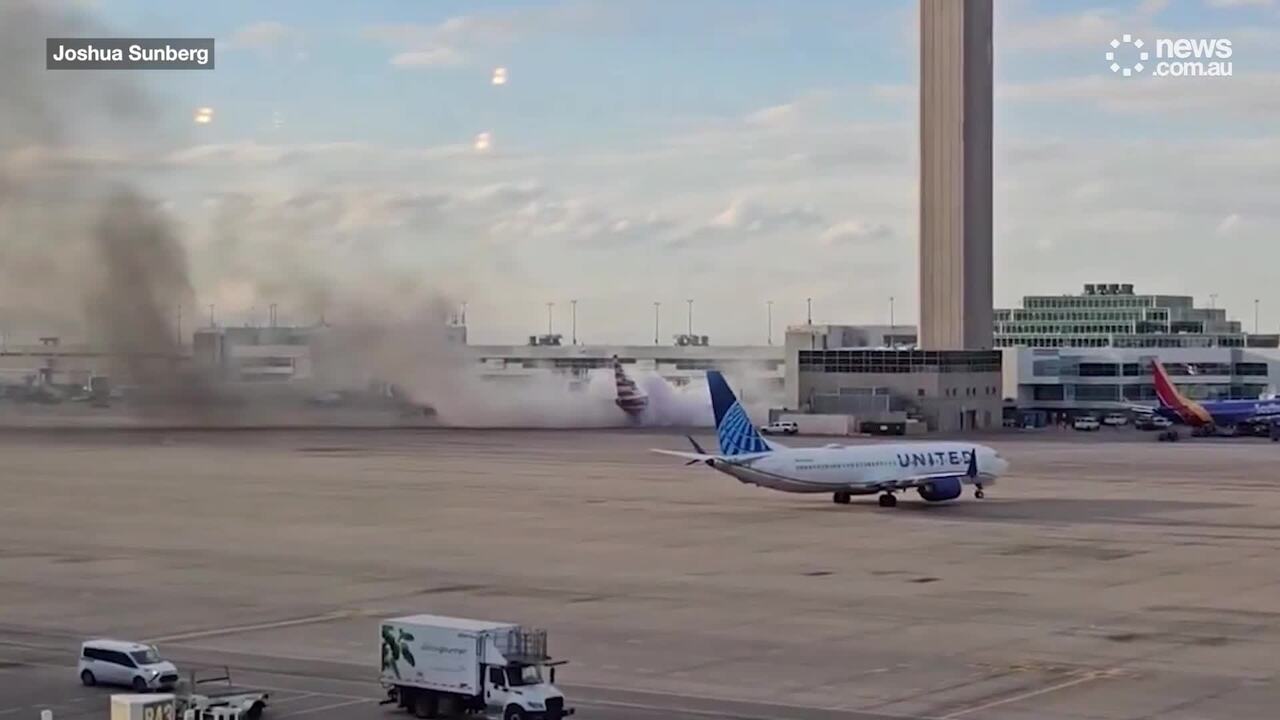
484,663,570,719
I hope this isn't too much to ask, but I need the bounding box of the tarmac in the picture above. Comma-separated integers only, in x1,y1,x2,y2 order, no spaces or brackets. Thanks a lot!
0,427,1278,719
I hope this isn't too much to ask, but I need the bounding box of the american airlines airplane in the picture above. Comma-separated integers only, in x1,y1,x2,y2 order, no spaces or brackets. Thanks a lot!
654,371,1009,507
612,356,648,419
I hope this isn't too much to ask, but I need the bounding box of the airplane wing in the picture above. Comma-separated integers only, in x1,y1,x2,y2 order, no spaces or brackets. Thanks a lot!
1117,403,1157,415
875,470,981,490
653,435,720,465
651,449,715,463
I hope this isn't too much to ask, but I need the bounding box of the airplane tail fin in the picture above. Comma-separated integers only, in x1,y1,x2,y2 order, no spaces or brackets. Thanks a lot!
1150,360,1213,425
1151,360,1179,409
706,370,770,456
613,356,648,415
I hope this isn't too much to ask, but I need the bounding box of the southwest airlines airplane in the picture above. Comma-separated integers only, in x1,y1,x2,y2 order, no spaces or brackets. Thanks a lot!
1135,361,1280,436
653,371,1009,507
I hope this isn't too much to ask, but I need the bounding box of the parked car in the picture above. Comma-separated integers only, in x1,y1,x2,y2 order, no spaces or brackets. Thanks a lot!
1135,415,1173,431
760,421,799,435
1072,416,1101,431
78,639,179,692
1102,413,1129,427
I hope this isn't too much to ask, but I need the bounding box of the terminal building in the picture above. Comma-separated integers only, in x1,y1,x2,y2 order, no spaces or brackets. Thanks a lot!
997,284,1280,416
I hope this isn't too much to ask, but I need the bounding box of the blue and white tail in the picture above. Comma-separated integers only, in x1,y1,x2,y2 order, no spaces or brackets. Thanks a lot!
706,371,771,456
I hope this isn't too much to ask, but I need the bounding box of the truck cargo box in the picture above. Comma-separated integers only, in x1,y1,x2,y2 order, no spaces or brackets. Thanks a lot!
381,614,533,694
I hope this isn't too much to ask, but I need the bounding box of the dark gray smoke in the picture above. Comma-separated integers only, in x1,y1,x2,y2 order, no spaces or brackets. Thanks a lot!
0,0,182,360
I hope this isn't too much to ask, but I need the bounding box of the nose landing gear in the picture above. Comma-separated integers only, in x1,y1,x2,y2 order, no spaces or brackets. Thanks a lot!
975,484,985,500
877,493,898,508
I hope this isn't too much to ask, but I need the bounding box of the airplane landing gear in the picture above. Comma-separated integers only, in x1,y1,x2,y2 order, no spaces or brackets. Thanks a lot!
832,491,851,505
878,493,898,508
974,484,985,499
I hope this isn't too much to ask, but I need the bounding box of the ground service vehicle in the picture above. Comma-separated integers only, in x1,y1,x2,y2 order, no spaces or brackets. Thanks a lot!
380,614,573,719
1102,412,1128,426
760,420,799,435
80,640,179,692
172,667,269,719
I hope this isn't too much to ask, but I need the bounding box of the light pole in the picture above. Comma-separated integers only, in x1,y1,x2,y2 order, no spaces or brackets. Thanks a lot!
653,302,660,345
1255,298,1260,334
767,300,773,346
806,297,812,325
208,304,215,328
546,302,554,336
1210,293,1218,309
571,299,578,345
889,295,895,329
687,299,694,336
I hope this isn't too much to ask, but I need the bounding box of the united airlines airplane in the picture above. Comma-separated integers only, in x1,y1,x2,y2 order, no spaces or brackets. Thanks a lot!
653,371,1009,507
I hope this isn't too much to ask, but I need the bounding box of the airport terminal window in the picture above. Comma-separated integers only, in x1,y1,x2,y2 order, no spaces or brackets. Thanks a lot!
1122,384,1156,401
1078,363,1118,377
1031,385,1065,401
1234,362,1268,376
1072,384,1120,401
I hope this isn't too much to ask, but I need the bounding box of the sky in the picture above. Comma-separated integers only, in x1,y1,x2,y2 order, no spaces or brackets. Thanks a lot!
24,0,1280,344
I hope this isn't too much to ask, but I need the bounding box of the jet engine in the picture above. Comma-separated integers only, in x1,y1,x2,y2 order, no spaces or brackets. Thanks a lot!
917,477,963,502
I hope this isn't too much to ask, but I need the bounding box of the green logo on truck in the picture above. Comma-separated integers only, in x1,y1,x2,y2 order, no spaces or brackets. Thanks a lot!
380,625,416,678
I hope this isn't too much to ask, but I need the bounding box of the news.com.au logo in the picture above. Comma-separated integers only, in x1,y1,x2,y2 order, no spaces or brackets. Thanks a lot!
1106,33,1233,78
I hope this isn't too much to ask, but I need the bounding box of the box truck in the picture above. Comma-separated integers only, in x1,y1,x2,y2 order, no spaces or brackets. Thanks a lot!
380,614,573,720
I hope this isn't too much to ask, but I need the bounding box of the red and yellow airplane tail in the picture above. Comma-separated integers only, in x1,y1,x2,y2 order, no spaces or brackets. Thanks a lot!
1151,361,1213,426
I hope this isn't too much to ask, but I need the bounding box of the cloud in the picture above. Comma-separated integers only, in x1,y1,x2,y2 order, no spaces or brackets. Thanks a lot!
1001,8,1123,51
1215,213,1241,236
390,48,463,68
707,199,824,233
818,220,894,247
1137,0,1172,17
364,2,623,69
999,73,1280,119
745,103,799,127
226,20,306,59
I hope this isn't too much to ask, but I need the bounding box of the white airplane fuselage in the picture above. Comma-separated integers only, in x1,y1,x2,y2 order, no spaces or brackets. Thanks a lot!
707,442,1008,494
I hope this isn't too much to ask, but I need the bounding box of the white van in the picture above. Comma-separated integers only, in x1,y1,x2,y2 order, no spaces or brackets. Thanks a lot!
78,639,179,692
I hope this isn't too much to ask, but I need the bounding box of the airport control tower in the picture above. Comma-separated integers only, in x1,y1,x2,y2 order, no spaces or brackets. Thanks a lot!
919,0,993,351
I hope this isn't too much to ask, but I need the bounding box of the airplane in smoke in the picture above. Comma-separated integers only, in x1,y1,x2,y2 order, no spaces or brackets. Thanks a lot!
653,371,1009,507
1127,360,1280,439
612,356,649,420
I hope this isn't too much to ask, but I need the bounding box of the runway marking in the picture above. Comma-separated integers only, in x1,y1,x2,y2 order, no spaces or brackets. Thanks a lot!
568,682,932,720
938,670,1109,718
144,611,353,643
272,698,370,717
234,680,376,702
262,692,319,705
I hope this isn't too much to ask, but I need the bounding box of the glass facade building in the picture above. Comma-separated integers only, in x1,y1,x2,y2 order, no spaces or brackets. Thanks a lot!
994,283,1278,350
